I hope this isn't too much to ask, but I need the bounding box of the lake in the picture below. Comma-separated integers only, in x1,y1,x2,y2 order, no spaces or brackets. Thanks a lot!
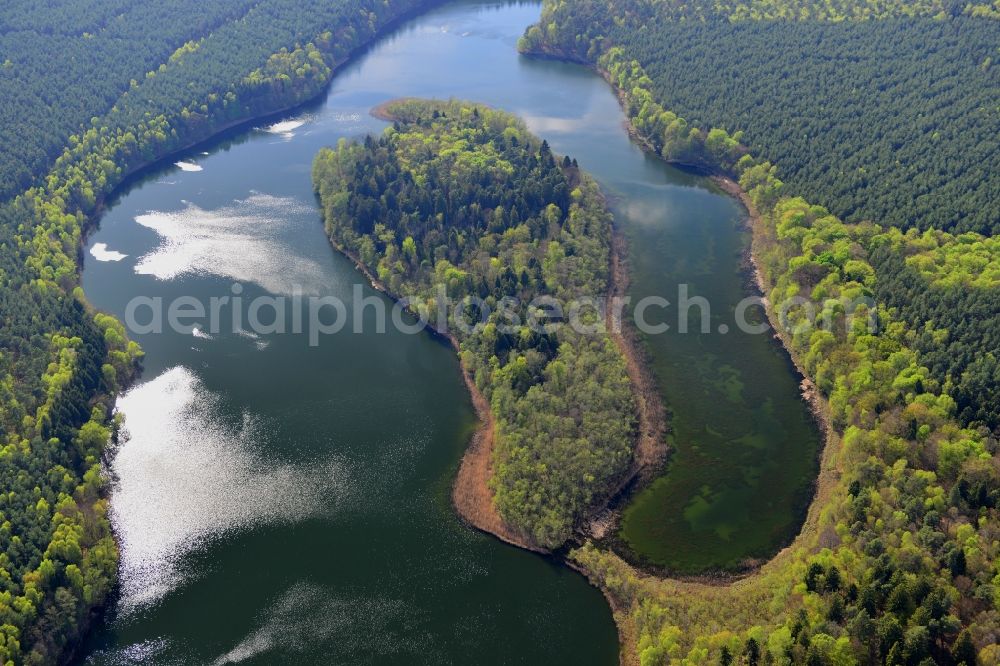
79,0,819,661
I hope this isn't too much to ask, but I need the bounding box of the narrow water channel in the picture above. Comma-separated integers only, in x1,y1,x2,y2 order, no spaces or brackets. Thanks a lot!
79,0,819,662
615,167,821,572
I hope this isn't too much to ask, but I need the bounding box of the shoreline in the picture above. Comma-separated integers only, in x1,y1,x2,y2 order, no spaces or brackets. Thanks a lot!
520,42,840,661
57,7,447,663
710,174,840,565
580,228,668,544
565,556,643,666
607,229,669,483
75,0,452,332
522,42,835,556
67,54,349,666
325,237,544,553
78,0,447,271
366,99,659,554
709,175,832,439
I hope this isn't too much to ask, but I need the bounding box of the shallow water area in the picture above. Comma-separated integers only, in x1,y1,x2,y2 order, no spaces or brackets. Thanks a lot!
79,0,819,661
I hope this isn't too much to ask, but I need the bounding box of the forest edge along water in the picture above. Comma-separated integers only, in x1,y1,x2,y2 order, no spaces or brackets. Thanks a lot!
319,103,543,552
343,97,670,555
79,4,623,663
516,36,821,575
74,1,823,662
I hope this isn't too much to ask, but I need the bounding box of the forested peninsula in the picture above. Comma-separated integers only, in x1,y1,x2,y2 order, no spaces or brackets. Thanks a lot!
2,0,999,663
0,1,440,662
520,0,1000,663
313,98,644,549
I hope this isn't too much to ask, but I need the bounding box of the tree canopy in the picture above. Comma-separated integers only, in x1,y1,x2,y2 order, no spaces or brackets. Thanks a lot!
520,0,1000,235
0,0,436,661
523,2,1000,663
313,99,637,548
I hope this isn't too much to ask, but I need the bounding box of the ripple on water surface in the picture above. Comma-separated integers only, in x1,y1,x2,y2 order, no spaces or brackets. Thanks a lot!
110,367,350,613
212,583,427,664
133,193,327,295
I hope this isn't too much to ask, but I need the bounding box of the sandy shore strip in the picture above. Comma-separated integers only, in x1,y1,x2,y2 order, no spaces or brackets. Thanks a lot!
325,231,542,552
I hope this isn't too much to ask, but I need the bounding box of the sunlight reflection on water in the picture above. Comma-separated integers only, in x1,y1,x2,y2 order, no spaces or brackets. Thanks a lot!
110,367,350,613
212,583,424,664
133,193,327,295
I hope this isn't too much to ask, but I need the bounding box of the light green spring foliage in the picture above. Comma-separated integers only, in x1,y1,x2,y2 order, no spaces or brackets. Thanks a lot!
0,0,434,662
524,3,1000,664
559,0,1000,21
313,99,637,548
573,161,1000,666
878,230,1000,290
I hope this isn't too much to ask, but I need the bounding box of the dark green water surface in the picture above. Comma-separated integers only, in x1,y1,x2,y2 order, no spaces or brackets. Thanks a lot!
614,167,821,572
78,1,819,661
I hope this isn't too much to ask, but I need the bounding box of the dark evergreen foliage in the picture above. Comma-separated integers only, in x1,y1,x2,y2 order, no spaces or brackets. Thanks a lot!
523,0,1000,234
0,0,258,201
314,99,637,547
870,245,1000,433
0,0,437,661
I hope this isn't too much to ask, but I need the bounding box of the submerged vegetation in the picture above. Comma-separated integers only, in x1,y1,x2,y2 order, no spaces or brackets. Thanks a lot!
0,0,997,662
313,99,637,548
0,0,437,662
522,0,1000,663
571,173,1000,665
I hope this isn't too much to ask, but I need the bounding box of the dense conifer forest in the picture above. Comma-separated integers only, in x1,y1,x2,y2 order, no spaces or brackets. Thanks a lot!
0,0,256,201
521,0,1000,663
313,99,637,548
0,0,434,662
1,0,998,662
521,0,1000,235
619,18,998,235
